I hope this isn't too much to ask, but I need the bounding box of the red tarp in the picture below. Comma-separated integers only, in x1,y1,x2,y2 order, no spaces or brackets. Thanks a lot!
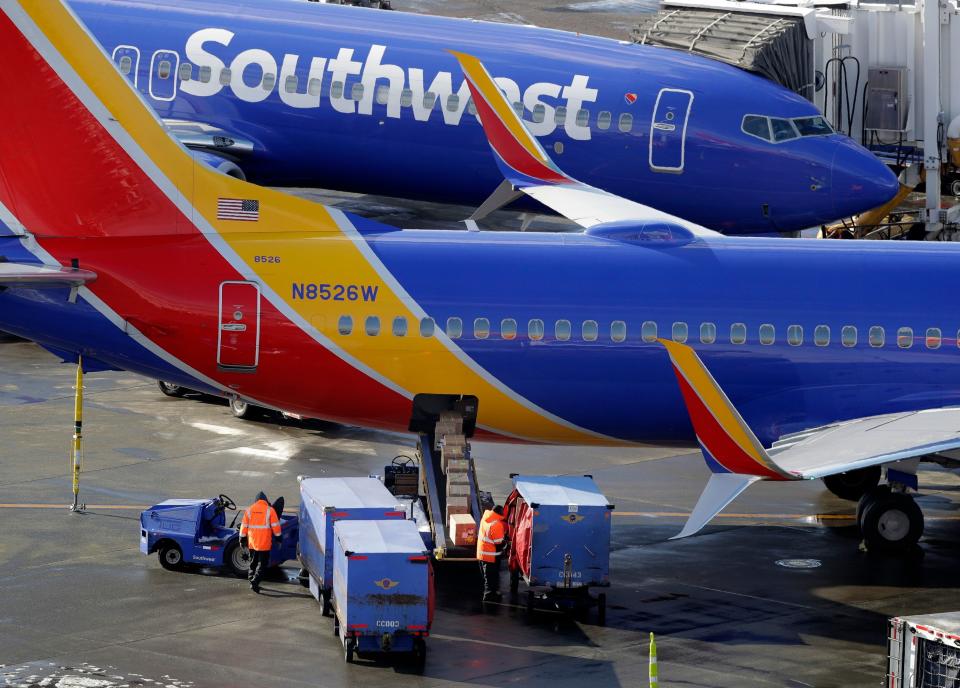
504,489,533,580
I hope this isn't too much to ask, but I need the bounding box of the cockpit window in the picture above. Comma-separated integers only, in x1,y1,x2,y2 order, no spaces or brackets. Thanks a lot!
793,116,833,137
741,115,771,142
770,118,799,142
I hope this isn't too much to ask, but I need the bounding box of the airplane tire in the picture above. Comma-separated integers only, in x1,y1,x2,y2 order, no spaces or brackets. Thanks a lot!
857,484,891,529
157,380,187,397
230,398,260,419
860,492,924,552
950,176,960,198
823,466,882,501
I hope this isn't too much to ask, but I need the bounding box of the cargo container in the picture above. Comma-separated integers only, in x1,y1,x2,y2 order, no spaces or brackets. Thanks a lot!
504,475,613,624
297,477,405,615
887,612,960,687
332,520,433,672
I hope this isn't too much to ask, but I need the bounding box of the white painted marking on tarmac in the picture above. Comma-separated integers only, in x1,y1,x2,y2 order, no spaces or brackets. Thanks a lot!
188,421,246,436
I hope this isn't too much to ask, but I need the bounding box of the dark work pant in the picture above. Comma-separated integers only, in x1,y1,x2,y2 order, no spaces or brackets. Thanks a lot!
248,549,270,587
479,558,500,596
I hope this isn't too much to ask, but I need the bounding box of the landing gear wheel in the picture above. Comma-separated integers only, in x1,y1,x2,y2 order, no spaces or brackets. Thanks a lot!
823,466,882,501
412,637,427,674
860,491,924,552
597,593,607,626
230,398,258,419
344,638,355,663
857,484,891,529
158,542,184,571
157,381,186,397
321,590,332,617
225,541,250,578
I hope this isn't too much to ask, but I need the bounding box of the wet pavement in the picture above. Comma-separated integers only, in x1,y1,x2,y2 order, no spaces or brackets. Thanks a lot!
3,340,960,687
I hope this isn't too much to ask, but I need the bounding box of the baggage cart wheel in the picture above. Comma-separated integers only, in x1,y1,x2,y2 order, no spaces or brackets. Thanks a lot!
321,590,332,617
230,398,259,419
158,542,184,571
157,380,186,397
297,568,309,588
224,541,250,578
597,593,607,626
344,638,355,663
412,637,427,674
526,590,535,616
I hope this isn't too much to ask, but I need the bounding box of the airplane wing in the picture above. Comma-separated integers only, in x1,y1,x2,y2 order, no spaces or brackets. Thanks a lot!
451,50,719,239
657,338,960,538
0,262,96,287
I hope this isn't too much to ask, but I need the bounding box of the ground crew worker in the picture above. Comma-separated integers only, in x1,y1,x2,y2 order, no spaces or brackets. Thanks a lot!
239,491,281,593
477,505,507,600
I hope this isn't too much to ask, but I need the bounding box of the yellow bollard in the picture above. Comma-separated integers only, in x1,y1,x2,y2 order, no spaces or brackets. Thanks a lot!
649,632,658,687
69,356,85,512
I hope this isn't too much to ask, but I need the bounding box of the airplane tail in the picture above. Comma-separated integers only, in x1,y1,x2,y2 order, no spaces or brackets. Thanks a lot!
656,339,796,539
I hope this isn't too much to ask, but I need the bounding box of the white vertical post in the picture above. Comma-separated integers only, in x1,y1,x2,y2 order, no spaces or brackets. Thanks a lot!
922,0,943,234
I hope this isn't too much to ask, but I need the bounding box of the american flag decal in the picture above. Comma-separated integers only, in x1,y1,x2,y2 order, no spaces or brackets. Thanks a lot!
217,198,260,222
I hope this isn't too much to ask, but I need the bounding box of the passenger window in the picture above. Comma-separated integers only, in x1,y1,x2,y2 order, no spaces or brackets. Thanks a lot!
365,315,380,336
787,324,803,346
897,327,913,349
730,323,746,345
611,320,627,343
741,115,771,142
331,81,344,99
576,109,589,127
618,113,633,133
641,321,658,343
199,65,212,83
501,318,517,340
178,62,192,81
392,316,407,337
759,324,775,345
467,99,477,116
401,88,413,107
285,75,298,93
262,73,276,91
376,84,389,105
814,325,830,347
841,325,857,348
672,322,688,344
554,141,564,155
582,320,599,342
554,105,567,126
423,91,436,109
308,78,322,97
869,326,885,348
555,319,571,342
446,317,462,339
597,111,612,130
528,319,545,341
419,317,435,338
532,104,546,123
446,93,460,112
926,327,942,349
512,102,524,117
119,56,133,76
219,68,232,86
337,315,353,336
351,83,364,101
770,118,798,142
158,60,171,79
474,318,490,340
700,322,716,344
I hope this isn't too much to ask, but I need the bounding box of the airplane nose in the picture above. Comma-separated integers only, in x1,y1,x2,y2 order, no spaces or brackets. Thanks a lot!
831,140,900,219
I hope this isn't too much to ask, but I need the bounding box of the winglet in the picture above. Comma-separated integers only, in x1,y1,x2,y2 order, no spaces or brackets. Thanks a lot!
451,50,572,188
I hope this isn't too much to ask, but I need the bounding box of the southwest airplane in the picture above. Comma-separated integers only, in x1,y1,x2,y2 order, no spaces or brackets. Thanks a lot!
0,0,953,556
63,0,900,235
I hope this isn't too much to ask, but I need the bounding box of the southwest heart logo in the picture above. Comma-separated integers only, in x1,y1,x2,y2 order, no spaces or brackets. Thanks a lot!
374,578,400,590
624,93,638,105
562,513,585,524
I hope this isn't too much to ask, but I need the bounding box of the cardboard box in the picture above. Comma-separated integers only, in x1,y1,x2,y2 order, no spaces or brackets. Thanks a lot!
446,481,470,500
446,495,470,516
446,458,469,475
449,514,476,546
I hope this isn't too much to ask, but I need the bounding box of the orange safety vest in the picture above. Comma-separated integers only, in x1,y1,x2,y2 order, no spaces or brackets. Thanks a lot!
476,510,506,563
240,499,281,551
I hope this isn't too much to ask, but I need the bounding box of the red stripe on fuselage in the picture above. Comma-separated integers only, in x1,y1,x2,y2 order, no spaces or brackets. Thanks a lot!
671,365,782,479
0,14,412,428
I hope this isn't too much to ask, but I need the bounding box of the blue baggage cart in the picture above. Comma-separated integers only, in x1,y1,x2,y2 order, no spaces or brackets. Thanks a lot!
332,519,432,672
504,475,613,624
140,494,298,576
297,477,406,615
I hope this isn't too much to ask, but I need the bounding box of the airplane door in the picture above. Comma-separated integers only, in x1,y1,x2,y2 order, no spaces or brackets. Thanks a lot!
111,45,140,87
218,282,261,369
148,49,179,102
649,88,694,173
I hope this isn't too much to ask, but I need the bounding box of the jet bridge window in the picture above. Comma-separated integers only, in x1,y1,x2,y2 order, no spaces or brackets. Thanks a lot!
926,328,942,349
759,324,775,345
528,319,544,341
841,326,857,348
554,106,567,126
787,324,803,346
474,318,490,339
897,327,914,349
672,322,688,343
351,83,364,101
869,326,885,348
730,323,747,345
641,321,657,343
419,317,435,338
618,113,633,133
118,55,133,76
446,94,460,112
814,325,830,347
376,84,390,105
446,317,462,339
611,320,627,343
770,118,799,142
555,319,571,341
700,322,716,344
219,68,232,86
178,63,192,81
532,104,546,123
501,318,517,340
582,320,599,342
262,73,276,91
741,115,771,142
308,78,323,97
337,315,353,336
365,315,380,336
597,111,612,131
392,316,407,337
285,75,298,93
